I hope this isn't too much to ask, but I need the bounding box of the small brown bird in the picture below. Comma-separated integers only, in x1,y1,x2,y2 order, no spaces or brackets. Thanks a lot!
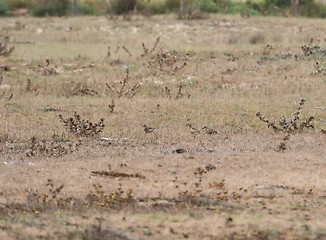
143,125,156,133
186,123,200,136
202,126,217,135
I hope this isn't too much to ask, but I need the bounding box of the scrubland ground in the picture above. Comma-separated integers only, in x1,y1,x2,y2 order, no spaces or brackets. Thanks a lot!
1,14,326,239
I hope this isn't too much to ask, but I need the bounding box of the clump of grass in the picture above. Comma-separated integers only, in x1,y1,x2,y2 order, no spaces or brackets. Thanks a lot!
311,62,326,75
25,136,79,157
257,44,273,64
148,49,187,75
164,84,187,99
26,179,78,210
59,111,105,138
38,59,58,76
0,33,15,57
106,69,140,98
86,182,136,209
249,32,265,45
224,52,239,62
25,78,39,94
140,37,187,76
62,81,99,97
299,39,326,60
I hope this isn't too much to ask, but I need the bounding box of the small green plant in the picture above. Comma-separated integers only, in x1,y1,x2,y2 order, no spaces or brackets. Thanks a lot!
78,3,100,15
0,0,9,15
7,0,33,9
30,0,69,17
109,0,137,15
311,62,326,75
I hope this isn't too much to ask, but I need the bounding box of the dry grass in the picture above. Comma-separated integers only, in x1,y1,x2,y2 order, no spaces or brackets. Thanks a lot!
1,14,326,239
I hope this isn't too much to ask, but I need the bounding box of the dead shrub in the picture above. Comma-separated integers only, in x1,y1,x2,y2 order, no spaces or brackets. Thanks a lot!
25,136,79,157
141,37,187,76
106,69,140,98
147,49,187,75
257,98,314,151
59,111,105,138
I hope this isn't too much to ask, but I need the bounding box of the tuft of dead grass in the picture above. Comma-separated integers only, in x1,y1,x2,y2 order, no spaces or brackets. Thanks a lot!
0,33,15,57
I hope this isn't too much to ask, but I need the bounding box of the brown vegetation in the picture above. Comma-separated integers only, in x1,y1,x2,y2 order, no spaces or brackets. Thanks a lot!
1,15,326,239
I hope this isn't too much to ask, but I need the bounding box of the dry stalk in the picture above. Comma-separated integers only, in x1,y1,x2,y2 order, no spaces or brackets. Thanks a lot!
107,46,111,57
59,111,105,138
106,69,140,98
0,33,15,57
122,46,132,57
114,46,120,54
26,78,31,92
176,84,183,99
141,37,160,57
141,43,148,57
149,37,160,55
164,85,185,99
109,99,115,113
164,86,171,99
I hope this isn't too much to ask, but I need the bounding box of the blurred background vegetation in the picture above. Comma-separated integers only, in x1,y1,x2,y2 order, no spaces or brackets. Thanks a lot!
0,0,325,18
